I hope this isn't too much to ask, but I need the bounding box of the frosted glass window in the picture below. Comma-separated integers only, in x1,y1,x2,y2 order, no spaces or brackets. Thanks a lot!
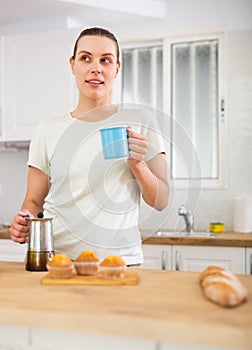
121,45,163,110
120,37,223,186
171,40,219,179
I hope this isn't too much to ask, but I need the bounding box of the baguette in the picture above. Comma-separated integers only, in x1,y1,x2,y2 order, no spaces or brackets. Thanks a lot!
199,265,248,307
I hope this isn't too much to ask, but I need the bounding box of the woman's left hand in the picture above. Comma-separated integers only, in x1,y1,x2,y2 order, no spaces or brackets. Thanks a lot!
127,126,148,164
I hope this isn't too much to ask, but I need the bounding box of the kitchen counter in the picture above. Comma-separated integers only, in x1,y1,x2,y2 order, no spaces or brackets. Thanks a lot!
0,262,251,349
0,228,10,239
141,232,252,247
1,227,252,247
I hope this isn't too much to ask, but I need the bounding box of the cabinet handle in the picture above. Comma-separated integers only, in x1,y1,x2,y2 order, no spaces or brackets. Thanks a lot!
175,250,181,271
161,251,167,270
250,254,252,274
221,98,225,112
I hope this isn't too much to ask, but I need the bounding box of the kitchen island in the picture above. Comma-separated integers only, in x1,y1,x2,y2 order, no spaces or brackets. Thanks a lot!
0,262,251,349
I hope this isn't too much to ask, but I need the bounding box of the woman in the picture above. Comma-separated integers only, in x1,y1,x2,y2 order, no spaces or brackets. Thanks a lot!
9,27,169,265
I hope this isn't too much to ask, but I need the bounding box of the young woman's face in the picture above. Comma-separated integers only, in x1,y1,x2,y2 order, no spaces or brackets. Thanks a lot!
70,35,120,104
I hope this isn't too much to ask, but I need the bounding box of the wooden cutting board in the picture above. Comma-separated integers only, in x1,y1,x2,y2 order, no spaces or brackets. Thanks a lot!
41,270,139,286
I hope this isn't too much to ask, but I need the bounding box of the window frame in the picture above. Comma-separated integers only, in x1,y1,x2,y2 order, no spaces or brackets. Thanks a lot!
117,33,227,190
164,33,227,189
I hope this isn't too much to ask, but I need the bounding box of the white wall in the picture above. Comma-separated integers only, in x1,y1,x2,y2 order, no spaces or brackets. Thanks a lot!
0,0,251,231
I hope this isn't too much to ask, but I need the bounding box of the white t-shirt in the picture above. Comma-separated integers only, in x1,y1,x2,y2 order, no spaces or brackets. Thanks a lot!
28,106,166,264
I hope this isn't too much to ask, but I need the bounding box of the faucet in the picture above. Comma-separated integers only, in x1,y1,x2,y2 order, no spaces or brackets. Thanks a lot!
178,205,194,234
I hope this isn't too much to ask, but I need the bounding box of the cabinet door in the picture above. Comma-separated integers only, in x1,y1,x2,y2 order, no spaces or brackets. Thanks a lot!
246,248,252,274
172,245,245,274
1,30,78,141
142,244,171,270
0,239,26,262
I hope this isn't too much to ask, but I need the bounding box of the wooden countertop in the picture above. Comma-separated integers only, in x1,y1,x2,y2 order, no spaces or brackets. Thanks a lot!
1,228,252,247
142,232,252,247
0,262,251,349
0,228,10,239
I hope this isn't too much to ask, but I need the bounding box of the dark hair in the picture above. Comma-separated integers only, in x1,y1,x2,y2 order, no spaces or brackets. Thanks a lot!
72,27,120,63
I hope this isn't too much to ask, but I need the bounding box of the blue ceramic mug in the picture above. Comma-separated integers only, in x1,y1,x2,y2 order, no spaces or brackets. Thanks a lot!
100,126,129,159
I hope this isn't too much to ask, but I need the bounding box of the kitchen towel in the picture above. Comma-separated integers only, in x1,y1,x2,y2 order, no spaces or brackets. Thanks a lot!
233,196,252,233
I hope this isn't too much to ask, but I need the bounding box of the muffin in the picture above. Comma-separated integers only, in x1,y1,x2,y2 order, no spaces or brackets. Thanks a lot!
100,255,126,280
46,254,74,279
74,250,100,276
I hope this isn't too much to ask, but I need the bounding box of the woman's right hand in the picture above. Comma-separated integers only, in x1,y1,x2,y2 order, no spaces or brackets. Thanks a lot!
9,209,33,243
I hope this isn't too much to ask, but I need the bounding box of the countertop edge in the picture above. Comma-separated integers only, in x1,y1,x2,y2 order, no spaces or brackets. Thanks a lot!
141,232,252,247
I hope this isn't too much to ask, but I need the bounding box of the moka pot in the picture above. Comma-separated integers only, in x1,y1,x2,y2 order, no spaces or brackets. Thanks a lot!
25,216,54,271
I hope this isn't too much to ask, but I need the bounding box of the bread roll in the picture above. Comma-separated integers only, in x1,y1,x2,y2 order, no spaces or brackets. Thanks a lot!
199,265,248,307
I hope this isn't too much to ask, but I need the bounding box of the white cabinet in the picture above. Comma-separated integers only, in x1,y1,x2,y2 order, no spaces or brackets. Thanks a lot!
0,239,26,262
0,325,157,350
141,244,171,270
172,245,245,274
142,244,246,273
246,248,252,274
0,30,78,141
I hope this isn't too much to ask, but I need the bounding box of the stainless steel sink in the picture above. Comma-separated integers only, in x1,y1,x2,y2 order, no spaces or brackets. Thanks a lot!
152,231,215,238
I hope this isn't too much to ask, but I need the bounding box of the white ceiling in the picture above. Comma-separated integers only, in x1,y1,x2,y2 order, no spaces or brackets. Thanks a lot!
2,0,251,35
0,0,167,28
